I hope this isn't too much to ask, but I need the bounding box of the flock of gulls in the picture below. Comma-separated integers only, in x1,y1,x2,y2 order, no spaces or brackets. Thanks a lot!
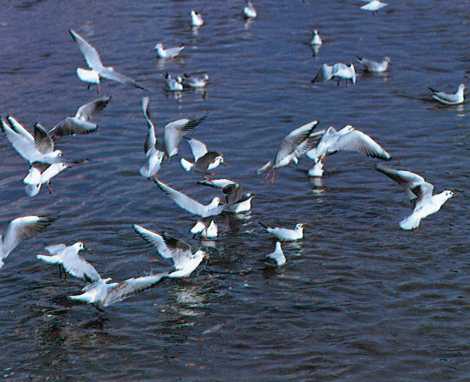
0,1,456,309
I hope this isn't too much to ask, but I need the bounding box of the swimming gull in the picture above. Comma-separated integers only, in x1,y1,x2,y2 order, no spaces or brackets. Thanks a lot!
155,42,184,59
356,56,390,73
180,138,224,174
259,222,304,241
265,241,286,267
429,83,465,105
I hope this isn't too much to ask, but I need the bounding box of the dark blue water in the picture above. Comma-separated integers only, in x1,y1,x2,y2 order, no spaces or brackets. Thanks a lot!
1,1,470,381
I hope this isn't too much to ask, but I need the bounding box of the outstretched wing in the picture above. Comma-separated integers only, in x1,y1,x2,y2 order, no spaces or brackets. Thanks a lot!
332,126,391,160
69,29,104,71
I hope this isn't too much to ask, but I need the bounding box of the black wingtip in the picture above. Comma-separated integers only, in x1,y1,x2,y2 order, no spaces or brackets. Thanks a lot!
258,221,268,229
428,87,438,93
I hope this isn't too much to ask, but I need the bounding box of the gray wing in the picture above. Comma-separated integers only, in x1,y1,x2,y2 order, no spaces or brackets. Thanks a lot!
69,29,104,71
429,87,458,103
1,216,54,259
276,120,320,164
75,96,111,121
312,64,333,83
412,182,434,207
2,117,36,161
60,251,101,283
33,123,54,154
332,127,391,160
376,164,428,200
294,130,325,158
142,96,157,154
154,180,212,217
45,243,67,254
186,138,208,160
99,67,145,90
164,115,207,157
103,273,168,307
50,117,98,139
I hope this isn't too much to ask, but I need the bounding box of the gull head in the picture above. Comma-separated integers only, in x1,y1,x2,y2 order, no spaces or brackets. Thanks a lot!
214,155,224,166
443,190,455,200
295,223,305,232
458,83,465,93
384,56,391,63
74,241,86,251
155,42,163,50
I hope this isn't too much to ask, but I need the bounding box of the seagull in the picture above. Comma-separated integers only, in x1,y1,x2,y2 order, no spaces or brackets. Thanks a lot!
164,115,207,157
243,1,257,19
376,164,454,230
312,64,334,83
306,125,391,177
37,242,100,282
429,84,465,105
133,224,208,278
180,138,224,173
182,72,209,89
222,183,254,213
259,222,304,241
155,42,184,59
1,116,63,165
191,10,205,27
190,220,218,239
139,97,165,178
265,242,286,267
154,179,224,218
23,162,70,197
332,63,356,85
47,96,111,139
360,0,387,12
311,29,322,46
257,120,324,182
69,272,168,308
0,216,55,269
356,56,390,73
164,73,184,91
197,177,237,189
69,29,145,91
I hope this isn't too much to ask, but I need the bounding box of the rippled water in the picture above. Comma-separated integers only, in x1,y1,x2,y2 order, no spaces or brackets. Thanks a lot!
1,1,470,381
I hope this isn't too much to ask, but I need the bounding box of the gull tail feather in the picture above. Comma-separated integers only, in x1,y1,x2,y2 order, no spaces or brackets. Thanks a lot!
399,214,421,230
257,161,273,175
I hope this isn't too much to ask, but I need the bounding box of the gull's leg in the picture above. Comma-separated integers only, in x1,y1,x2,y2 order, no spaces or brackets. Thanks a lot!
58,265,62,279
47,182,53,194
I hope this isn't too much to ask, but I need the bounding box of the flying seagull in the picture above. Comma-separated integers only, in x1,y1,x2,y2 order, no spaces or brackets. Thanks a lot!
197,177,237,189
180,138,224,174
222,183,254,213
69,29,145,91
164,115,207,157
48,96,111,139
1,116,63,165
140,97,164,178
259,222,304,241
133,224,208,278
307,125,391,177
429,83,465,105
257,120,324,182
154,179,224,218
37,242,100,282
23,162,70,197
376,164,454,230
0,216,55,269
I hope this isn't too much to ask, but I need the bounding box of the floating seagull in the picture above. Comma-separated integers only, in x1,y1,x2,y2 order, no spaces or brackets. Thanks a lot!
376,164,454,230
1,116,63,165
155,42,184,59
312,64,334,83
356,56,390,73
23,162,70,197
243,1,257,19
154,179,224,218
332,63,356,85
180,138,224,174
197,177,237,189
265,242,286,267
69,29,145,91
164,115,207,157
307,125,391,177
164,73,183,91
182,72,209,89
0,216,55,269
259,222,304,241
190,220,218,239
360,0,387,12
191,10,205,27
222,183,254,213
257,120,324,182
69,272,168,308
311,29,322,46
140,97,164,178
133,224,208,278
48,96,111,139
429,83,465,105
37,242,100,282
